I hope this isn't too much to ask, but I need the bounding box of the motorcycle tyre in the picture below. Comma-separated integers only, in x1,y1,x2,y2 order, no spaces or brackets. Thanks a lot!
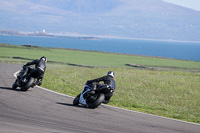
12,80,18,89
20,77,35,91
73,94,80,105
88,93,105,109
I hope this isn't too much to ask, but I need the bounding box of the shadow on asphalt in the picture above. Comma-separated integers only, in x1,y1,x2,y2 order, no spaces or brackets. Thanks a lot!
0,86,22,91
56,102,91,109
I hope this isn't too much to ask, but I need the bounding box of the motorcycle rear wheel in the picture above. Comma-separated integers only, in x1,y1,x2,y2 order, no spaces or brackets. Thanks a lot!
87,93,105,109
20,77,35,91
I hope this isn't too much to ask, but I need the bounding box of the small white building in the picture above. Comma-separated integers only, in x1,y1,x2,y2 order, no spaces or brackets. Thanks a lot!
42,29,46,33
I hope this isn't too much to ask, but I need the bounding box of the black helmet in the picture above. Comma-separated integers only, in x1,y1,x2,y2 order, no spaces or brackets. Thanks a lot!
107,71,115,78
40,56,47,62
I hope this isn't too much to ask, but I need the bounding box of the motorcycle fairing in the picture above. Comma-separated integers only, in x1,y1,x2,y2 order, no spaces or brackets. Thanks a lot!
79,85,91,106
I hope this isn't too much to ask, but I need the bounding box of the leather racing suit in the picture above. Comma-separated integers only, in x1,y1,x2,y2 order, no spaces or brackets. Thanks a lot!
23,59,46,86
87,75,116,104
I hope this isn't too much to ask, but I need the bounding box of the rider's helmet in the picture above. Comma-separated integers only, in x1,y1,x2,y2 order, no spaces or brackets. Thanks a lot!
40,56,47,62
107,71,115,78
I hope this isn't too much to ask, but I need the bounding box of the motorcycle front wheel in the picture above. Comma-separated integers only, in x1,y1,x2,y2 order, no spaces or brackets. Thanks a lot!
12,80,18,89
73,94,80,105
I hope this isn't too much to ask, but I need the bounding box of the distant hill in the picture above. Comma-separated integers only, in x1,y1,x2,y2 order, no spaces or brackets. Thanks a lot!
0,0,200,41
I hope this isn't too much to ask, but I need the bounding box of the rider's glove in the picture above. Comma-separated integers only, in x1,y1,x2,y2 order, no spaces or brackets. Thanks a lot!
23,65,27,68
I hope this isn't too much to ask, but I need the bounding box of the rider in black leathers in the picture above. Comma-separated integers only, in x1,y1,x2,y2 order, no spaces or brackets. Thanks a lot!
18,56,47,86
86,71,116,104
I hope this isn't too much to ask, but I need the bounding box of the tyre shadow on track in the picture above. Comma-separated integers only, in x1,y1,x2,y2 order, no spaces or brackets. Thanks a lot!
0,86,22,91
56,102,91,109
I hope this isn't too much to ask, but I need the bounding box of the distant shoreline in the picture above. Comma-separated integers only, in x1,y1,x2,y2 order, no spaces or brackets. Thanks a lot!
0,30,100,41
96,35,200,43
1,29,200,43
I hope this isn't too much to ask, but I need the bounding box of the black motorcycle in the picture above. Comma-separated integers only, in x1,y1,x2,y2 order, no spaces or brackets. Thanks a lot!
12,66,37,91
73,82,114,109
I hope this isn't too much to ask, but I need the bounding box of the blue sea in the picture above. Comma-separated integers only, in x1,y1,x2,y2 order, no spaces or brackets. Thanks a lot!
0,35,200,61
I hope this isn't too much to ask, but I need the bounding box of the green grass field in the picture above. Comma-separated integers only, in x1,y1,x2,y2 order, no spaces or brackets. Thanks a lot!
1,43,200,124
1,43,200,69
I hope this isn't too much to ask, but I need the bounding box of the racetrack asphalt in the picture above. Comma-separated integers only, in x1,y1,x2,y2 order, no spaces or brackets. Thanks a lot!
0,63,200,133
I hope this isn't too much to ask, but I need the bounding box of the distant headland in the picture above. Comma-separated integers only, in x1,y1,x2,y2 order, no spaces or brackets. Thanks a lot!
0,29,100,40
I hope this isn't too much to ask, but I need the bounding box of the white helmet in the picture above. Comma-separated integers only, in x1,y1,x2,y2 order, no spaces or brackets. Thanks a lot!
40,56,47,62
107,71,115,78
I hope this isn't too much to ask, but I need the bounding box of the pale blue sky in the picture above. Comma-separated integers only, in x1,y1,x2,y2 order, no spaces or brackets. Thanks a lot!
163,0,200,11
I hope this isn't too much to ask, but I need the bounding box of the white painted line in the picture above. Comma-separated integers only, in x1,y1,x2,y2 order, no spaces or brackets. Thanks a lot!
14,71,74,98
13,71,200,126
36,86,74,98
14,71,20,78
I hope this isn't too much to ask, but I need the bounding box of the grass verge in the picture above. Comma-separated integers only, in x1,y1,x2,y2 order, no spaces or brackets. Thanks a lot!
42,64,200,124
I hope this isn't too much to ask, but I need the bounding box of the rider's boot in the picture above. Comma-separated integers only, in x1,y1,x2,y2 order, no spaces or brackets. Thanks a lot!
35,79,42,86
103,100,109,104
